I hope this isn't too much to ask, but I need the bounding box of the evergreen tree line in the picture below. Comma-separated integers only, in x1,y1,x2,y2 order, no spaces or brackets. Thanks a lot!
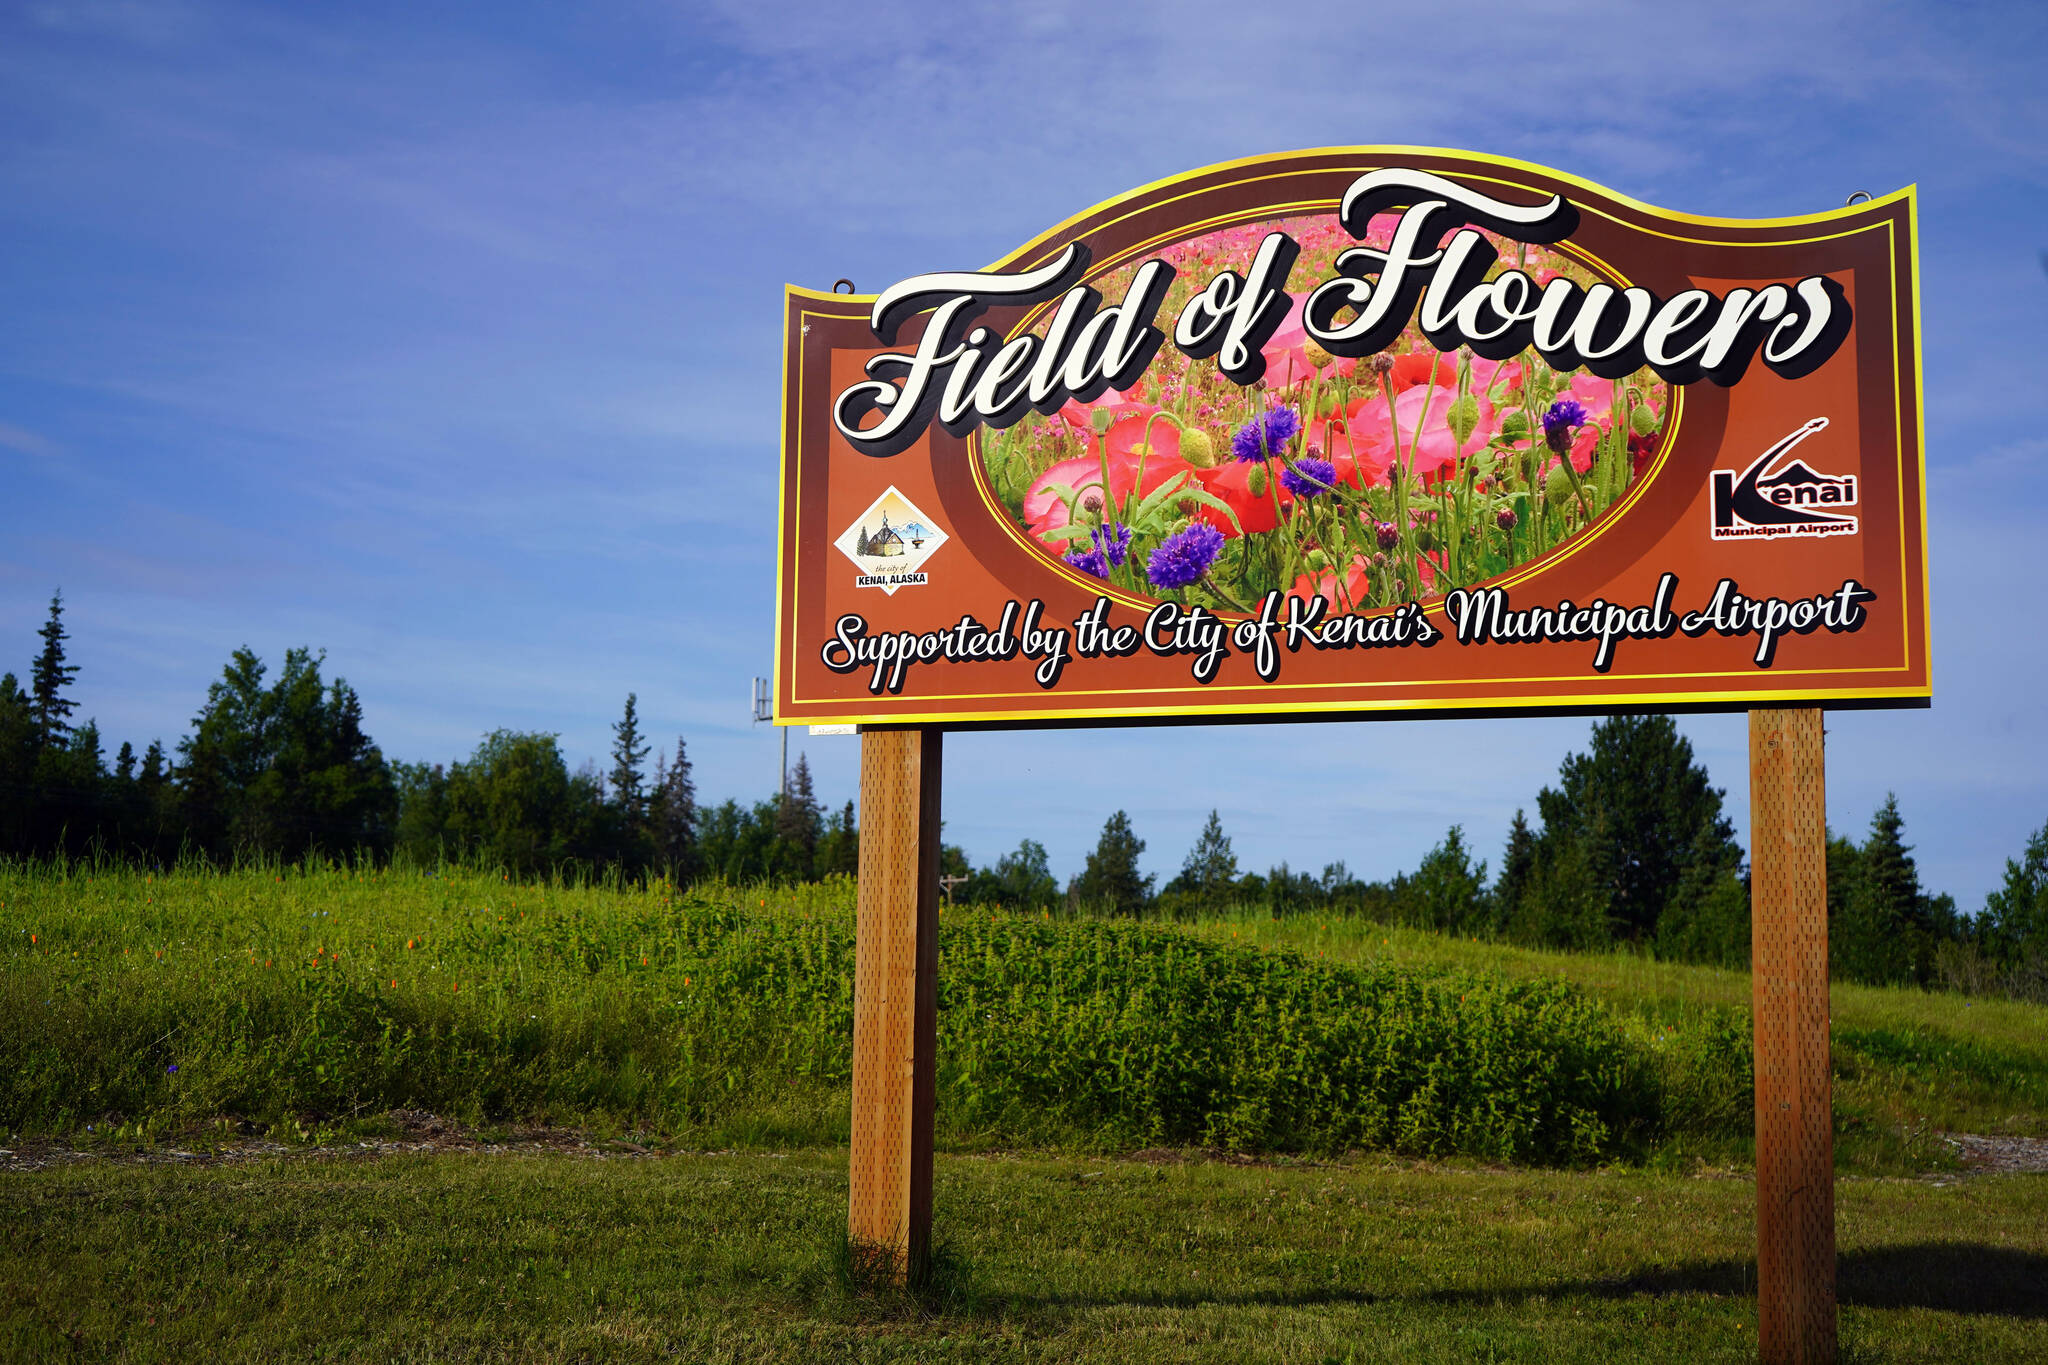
0,594,708,878
5,595,2044,995
1058,715,2047,998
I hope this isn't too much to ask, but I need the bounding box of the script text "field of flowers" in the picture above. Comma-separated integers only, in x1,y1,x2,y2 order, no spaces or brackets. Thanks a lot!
831,169,1850,458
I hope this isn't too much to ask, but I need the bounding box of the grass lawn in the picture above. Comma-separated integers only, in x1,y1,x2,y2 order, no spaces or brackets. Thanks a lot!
4,1149,2044,1363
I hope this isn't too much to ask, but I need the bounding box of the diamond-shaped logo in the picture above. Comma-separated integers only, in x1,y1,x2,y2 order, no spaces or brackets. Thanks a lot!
834,487,947,596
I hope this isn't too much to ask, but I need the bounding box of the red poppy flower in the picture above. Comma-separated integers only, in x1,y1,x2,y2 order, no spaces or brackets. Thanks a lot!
1191,459,1293,537
1289,551,1436,611
1290,554,1374,613
1388,351,1457,392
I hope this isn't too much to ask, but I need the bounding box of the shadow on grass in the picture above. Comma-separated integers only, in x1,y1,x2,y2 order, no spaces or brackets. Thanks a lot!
1550,1243,2048,1319
970,1243,2048,1321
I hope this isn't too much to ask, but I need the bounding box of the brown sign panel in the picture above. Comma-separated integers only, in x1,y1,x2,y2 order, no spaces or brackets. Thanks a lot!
777,148,1926,728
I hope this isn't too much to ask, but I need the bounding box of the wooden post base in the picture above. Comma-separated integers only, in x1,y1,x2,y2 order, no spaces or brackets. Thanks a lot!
1750,707,1836,1363
847,727,942,1282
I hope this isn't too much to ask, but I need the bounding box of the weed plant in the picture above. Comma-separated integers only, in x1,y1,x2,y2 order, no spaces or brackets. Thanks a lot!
4,862,2041,1166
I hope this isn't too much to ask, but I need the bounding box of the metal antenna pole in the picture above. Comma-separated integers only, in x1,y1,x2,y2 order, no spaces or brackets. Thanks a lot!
751,676,783,795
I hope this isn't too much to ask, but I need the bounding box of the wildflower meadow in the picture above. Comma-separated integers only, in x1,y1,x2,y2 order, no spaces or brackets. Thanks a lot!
981,215,1668,613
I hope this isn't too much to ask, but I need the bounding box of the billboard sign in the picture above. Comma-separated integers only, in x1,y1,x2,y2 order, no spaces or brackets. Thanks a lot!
776,148,1926,727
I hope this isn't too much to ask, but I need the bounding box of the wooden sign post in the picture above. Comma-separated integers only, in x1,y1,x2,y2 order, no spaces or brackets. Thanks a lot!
1750,707,1835,1363
847,726,942,1280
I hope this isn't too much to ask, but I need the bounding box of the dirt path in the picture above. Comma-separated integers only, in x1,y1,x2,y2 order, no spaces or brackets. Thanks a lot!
1943,1133,2048,1175
5,1111,2046,1176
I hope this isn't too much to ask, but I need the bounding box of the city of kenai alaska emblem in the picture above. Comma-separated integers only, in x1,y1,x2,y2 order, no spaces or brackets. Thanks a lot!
834,487,947,594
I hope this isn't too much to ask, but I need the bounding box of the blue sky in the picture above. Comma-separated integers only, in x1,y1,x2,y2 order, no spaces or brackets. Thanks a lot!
3,1,2044,906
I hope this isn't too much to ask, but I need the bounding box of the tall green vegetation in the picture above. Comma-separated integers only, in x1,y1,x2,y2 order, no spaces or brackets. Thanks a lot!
1,867,1665,1163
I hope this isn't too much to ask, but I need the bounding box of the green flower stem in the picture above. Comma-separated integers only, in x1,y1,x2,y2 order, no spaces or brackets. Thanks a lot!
1094,427,1120,542
1201,573,1254,614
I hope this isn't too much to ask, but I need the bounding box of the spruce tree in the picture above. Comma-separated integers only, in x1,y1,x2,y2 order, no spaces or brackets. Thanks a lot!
1533,715,1741,943
1178,809,1239,904
609,693,650,826
1493,809,1537,932
652,736,699,882
1072,810,1152,915
115,740,136,784
818,799,859,878
1408,825,1489,933
0,674,34,850
775,752,822,875
1835,794,1931,985
1982,819,2048,972
30,591,79,750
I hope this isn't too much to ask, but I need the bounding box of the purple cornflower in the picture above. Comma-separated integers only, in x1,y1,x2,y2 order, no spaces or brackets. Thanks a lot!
1230,405,1301,462
1063,522,1132,580
1542,397,1588,455
1282,457,1338,498
166,1064,178,1074
1146,523,1226,590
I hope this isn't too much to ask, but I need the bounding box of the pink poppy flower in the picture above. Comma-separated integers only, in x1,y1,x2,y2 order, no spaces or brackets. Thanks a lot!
1260,295,1356,388
1023,453,1198,550
1344,383,1500,484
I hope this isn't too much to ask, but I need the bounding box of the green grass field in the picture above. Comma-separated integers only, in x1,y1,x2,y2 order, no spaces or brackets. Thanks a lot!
5,1151,2044,1363
5,864,2045,1361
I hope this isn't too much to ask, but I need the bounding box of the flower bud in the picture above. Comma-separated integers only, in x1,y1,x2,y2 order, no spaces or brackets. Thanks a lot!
1369,353,1395,379
1371,552,1388,569
1416,528,1438,552
1447,394,1480,449
1499,411,1531,443
1306,548,1330,572
1247,465,1269,498
1630,404,1663,437
1496,506,1519,531
1090,408,1115,434
1544,463,1575,505
1303,340,1335,371
1178,428,1217,468
1375,521,1399,551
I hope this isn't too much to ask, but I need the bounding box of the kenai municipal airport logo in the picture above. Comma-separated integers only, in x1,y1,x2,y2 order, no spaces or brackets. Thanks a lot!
1710,417,1859,542
834,487,947,595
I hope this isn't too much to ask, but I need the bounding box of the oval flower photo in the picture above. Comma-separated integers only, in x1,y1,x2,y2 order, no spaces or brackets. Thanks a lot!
977,215,1672,614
